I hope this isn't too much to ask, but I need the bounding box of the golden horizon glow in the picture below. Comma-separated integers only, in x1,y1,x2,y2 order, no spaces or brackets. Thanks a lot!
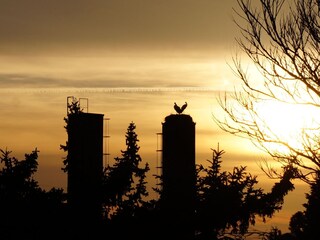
0,0,311,233
255,100,319,153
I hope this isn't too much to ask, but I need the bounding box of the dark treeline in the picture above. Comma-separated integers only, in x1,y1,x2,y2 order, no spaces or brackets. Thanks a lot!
1,99,313,240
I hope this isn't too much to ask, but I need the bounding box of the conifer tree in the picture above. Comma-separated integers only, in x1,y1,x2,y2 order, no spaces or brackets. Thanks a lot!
195,147,295,239
0,149,66,239
289,171,320,239
102,122,149,219
60,97,82,172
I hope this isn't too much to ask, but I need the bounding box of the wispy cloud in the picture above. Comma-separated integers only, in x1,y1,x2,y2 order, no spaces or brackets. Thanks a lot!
0,53,234,90
0,86,220,95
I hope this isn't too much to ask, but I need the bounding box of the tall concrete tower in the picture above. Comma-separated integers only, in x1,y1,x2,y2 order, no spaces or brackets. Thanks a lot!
67,112,104,225
162,113,196,239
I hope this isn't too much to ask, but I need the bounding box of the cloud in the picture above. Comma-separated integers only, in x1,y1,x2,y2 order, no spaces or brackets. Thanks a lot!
0,72,207,89
0,53,234,90
0,73,159,88
0,0,237,54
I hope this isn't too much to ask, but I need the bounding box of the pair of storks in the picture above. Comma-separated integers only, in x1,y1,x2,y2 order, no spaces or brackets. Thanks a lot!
174,102,187,114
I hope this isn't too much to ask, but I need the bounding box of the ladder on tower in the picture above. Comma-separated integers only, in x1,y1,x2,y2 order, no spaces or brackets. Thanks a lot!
103,118,111,168
155,132,163,198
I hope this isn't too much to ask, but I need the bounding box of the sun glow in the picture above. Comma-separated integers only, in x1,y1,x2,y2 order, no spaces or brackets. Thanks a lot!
255,100,319,152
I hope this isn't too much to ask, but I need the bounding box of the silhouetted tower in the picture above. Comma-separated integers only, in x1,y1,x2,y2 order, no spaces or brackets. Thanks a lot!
161,111,196,239
68,112,104,225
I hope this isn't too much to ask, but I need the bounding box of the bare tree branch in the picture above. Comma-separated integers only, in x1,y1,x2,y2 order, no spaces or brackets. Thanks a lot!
215,0,320,184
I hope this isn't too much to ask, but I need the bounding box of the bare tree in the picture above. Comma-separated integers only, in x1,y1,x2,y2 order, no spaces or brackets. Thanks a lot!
215,0,320,184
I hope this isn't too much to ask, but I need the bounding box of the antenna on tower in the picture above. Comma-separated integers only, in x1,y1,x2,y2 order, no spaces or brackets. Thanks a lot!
66,96,88,115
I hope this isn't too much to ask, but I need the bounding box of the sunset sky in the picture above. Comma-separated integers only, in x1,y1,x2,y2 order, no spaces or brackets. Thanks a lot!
0,0,309,233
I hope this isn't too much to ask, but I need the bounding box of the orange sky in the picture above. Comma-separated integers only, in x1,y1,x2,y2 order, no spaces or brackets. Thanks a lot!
0,0,308,234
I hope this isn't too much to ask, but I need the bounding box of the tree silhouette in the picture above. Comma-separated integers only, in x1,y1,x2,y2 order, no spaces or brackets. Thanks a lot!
212,0,320,236
60,97,83,172
214,0,320,235
101,122,150,238
0,130,299,239
289,171,320,239
195,147,295,239
0,148,40,212
214,0,320,184
0,148,66,240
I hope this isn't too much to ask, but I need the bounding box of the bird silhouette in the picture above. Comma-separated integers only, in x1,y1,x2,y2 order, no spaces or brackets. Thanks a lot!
181,102,187,112
174,102,187,114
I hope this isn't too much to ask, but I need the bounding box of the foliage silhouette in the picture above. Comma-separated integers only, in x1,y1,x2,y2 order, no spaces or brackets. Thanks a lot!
289,171,320,239
0,98,304,240
0,142,297,239
195,148,295,240
101,122,152,238
60,96,83,172
214,0,320,237
0,148,67,240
